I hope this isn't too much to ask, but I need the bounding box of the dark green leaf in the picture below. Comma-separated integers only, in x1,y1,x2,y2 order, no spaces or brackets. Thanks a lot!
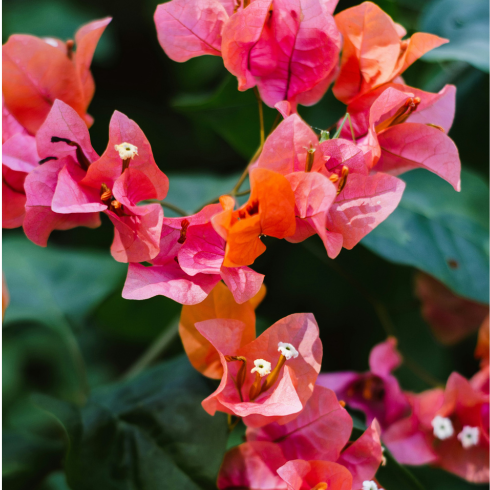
173,75,276,158
362,169,489,304
3,429,64,490
35,356,228,490
420,0,489,72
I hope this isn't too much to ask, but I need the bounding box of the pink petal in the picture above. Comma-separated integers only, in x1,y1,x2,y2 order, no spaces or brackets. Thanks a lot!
275,100,292,119
217,441,288,490
376,122,461,191
320,138,368,175
52,160,105,213
23,206,101,247
113,167,160,206
327,172,406,249
243,0,340,107
154,0,228,62
36,99,98,163
2,133,39,174
257,114,320,174
277,460,353,490
178,223,225,276
83,111,169,199
247,385,352,462
286,171,337,218
2,95,26,142
109,203,164,263
74,17,112,111
316,371,361,394
220,266,265,304
122,261,221,304
336,420,383,489
3,166,27,228
368,337,402,377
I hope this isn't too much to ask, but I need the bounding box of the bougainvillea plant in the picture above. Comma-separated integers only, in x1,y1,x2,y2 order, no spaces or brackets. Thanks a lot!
2,1,488,489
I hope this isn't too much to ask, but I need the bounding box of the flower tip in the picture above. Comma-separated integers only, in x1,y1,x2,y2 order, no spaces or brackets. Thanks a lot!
251,359,271,377
115,142,138,160
277,342,299,360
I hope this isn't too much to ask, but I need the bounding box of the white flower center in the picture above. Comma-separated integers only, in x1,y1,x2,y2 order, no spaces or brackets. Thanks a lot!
251,359,271,377
362,481,379,490
114,142,138,160
431,415,454,440
278,342,299,360
457,426,480,449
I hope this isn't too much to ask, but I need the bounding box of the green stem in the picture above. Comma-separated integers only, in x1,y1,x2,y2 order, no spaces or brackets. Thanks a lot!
254,86,265,148
234,189,251,197
333,113,356,144
122,319,180,381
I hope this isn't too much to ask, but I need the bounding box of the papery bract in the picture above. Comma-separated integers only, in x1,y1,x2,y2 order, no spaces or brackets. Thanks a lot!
218,441,288,490
197,313,322,427
212,168,296,267
277,460,353,490
317,337,410,430
179,281,265,378
332,2,447,104
221,0,341,109
123,204,265,305
2,18,111,134
415,272,489,345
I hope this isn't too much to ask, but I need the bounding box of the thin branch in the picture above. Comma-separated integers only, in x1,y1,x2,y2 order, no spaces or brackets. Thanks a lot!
253,86,265,148
122,319,180,381
234,188,251,197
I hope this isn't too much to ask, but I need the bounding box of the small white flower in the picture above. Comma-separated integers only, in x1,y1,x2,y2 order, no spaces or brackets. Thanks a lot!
114,142,138,160
278,342,299,360
362,481,379,490
457,426,480,449
431,415,454,440
251,359,271,377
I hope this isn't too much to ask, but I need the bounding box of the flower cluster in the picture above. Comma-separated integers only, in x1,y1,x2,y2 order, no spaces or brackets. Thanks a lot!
3,0,486,487
319,335,489,483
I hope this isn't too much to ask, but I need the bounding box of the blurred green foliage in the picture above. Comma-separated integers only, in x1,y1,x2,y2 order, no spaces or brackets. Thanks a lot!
2,0,489,488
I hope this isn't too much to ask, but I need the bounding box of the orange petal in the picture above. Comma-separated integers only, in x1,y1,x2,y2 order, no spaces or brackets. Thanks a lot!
179,281,265,378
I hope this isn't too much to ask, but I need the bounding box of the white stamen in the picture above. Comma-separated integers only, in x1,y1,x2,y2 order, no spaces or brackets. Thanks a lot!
431,415,454,440
251,359,271,377
278,342,299,360
362,481,381,490
114,142,138,160
457,426,480,449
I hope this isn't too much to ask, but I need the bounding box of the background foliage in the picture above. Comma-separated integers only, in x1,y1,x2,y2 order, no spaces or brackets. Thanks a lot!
2,0,489,488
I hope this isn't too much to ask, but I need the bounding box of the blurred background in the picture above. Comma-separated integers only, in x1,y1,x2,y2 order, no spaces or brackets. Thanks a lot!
3,0,489,488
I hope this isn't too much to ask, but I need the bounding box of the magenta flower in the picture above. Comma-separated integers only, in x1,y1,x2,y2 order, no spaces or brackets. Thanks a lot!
341,84,461,191
195,313,322,427
257,112,405,257
383,373,489,483
23,99,169,263
154,0,341,109
122,204,264,305
317,337,411,430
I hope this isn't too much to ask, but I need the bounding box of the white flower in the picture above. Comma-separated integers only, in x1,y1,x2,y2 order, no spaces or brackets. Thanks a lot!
43,37,60,47
251,359,271,377
362,481,379,490
457,426,480,449
278,342,299,360
114,142,138,160
431,415,454,440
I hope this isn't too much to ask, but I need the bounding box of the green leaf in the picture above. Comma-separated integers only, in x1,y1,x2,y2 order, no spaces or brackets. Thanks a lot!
173,75,276,158
35,356,228,490
164,172,240,216
420,0,489,72
3,429,64,490
3,235,126,402
362,169,489,304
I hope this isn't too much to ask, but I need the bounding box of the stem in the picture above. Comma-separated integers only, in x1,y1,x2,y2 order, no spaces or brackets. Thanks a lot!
231,144,263,195
234,189,251,197
333,113,356,144
122,319,180,380
254,86,265,148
